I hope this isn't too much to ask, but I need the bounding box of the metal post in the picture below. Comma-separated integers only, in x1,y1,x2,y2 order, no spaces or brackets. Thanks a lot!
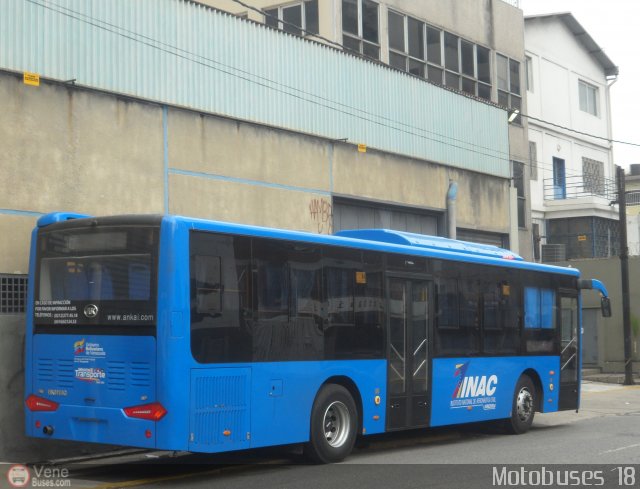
446,180,458,240
616,165,634,385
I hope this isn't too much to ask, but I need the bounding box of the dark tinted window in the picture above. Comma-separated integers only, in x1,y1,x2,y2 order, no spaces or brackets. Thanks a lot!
324,248,384,359
253,239,323,361
190,232,252,363
482,279,520,354
36,226,158,329
305,0,319,34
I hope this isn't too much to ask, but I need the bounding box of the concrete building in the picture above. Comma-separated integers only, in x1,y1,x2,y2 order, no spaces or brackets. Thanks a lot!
206,0,533,256
524,13,619,263
0,0,526,461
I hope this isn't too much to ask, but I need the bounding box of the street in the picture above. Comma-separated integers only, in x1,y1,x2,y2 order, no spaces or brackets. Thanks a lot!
10,382,638,489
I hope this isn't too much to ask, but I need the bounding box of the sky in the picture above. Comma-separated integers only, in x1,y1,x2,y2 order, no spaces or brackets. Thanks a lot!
520,0,640,169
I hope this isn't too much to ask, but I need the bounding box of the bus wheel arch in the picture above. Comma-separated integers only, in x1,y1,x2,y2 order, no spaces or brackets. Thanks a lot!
521,368,543,413
304,378,361,463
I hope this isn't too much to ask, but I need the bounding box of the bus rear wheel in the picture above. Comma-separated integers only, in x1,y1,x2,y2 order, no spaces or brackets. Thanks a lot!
305,384,358,464
503,375,536,434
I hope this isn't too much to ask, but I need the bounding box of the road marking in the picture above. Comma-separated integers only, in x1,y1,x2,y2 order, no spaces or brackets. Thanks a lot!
600,443,640,455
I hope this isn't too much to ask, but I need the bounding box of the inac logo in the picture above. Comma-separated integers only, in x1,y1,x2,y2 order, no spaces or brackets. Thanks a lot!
74,338,86,355
450,362,498,411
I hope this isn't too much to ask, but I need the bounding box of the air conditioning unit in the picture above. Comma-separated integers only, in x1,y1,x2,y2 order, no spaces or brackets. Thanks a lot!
541,244,566,263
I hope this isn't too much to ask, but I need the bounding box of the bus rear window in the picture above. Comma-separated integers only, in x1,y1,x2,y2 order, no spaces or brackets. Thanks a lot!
35,226,158,328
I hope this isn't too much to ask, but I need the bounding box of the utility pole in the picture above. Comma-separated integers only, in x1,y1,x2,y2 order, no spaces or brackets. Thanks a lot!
616,165,634,385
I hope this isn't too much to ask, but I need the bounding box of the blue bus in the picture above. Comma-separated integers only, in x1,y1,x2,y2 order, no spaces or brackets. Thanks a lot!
25,212,610,463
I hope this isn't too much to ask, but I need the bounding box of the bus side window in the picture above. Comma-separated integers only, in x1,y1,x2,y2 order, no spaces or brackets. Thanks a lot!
190,233,252,364
523,286,556,353
194,256,222,314
482,280,520,354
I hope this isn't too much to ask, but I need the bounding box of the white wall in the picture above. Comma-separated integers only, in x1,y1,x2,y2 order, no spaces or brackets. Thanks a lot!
525,15,615,219
525,16,611,141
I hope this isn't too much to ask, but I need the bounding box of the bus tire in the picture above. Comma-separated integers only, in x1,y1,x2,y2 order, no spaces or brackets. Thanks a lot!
504,375,536,434
304,384,358,464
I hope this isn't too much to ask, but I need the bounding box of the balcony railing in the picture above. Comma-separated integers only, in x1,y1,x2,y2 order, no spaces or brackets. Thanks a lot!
626,190,640,206
543,175,617,202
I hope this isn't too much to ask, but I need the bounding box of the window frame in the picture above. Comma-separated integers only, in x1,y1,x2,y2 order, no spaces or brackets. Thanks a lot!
342,0,380,59
264,0,319,37
497,53,522,124
578,80,599,117
512,160,526,229
385,10,491,99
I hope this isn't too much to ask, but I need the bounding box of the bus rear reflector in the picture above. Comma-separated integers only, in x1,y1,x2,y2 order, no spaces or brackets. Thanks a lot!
123,402,167,421
25,394,59,412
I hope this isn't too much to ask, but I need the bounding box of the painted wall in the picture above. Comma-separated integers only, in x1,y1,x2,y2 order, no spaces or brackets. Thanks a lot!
525,16,615,223
561,258,640,374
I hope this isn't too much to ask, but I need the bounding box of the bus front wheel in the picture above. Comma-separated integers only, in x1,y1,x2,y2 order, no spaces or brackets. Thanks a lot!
503,375,536,434
305,384,358,463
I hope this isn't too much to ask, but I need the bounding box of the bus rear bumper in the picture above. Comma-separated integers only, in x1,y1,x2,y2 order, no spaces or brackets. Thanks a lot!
26,405,158,449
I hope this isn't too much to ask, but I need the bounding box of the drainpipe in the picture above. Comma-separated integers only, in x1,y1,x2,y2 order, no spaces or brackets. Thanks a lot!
447,180,458,239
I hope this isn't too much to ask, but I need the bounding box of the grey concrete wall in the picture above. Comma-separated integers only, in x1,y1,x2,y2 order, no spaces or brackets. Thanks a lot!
0,315,120,462
557,257,640,373
0,69,513,461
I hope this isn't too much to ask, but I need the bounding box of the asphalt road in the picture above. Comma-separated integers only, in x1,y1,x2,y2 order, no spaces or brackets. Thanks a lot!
7,382,640,489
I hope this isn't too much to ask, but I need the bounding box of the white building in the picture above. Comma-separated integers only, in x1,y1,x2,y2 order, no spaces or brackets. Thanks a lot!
524,13,619,262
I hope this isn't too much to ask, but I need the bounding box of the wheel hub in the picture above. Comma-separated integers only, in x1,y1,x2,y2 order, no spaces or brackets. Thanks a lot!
323,401,351,448
516,387,533,422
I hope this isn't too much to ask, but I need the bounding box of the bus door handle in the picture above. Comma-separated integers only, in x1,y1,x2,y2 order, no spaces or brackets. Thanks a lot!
390,402,401,409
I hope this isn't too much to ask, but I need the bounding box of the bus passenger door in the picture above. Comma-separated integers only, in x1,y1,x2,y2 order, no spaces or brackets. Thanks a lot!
387,277,431,430
559,293,579,410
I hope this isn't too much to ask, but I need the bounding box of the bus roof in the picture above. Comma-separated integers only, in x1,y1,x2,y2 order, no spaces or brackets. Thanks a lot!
173,215,579,278
34,212,579,278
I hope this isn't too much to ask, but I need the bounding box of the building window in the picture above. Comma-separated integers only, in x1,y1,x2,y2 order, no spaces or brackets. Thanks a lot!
342,0,379,59
529,141,538,181
513,161,526,229
265,0,319,36
0,274,28,314
388,11,425,76
525,55,533,92
579,80,599,116
386,11,491,99
497,54,521,124
582,157,605,195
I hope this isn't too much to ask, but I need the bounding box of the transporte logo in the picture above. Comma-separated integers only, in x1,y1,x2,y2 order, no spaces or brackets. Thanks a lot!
74,338,86,355
450,362,498,411
75,367,106,383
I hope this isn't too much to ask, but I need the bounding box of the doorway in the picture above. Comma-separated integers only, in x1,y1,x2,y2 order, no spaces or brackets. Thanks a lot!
386,277,432,429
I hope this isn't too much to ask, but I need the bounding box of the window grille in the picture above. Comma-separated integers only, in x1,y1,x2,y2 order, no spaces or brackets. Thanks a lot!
0,274,28,314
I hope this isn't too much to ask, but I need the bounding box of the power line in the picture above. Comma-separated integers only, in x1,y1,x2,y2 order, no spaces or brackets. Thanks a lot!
22,0,636,180
523,113,640,148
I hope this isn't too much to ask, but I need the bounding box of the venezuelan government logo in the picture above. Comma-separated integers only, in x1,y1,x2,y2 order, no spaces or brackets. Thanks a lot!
74,338,86,355
450,362,498,411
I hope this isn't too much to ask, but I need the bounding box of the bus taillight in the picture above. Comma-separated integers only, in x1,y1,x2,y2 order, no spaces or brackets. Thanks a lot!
123,402,167,421
25,395,59,412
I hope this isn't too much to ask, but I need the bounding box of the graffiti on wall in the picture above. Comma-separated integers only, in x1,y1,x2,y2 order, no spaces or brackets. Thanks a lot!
309,198,333,234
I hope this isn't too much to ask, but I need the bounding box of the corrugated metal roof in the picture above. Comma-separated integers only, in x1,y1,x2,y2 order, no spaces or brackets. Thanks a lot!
1,0,511,178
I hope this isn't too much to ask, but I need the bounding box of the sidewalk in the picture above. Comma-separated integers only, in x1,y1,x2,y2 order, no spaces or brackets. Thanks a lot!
581,370,640,384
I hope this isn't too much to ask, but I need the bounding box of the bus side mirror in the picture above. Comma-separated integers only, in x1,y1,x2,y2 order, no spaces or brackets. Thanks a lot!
601,297,612,318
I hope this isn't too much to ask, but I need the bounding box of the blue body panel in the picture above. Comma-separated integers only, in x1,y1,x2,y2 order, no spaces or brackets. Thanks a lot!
25,213,592,453
27,335,157,447
430,357,560,427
